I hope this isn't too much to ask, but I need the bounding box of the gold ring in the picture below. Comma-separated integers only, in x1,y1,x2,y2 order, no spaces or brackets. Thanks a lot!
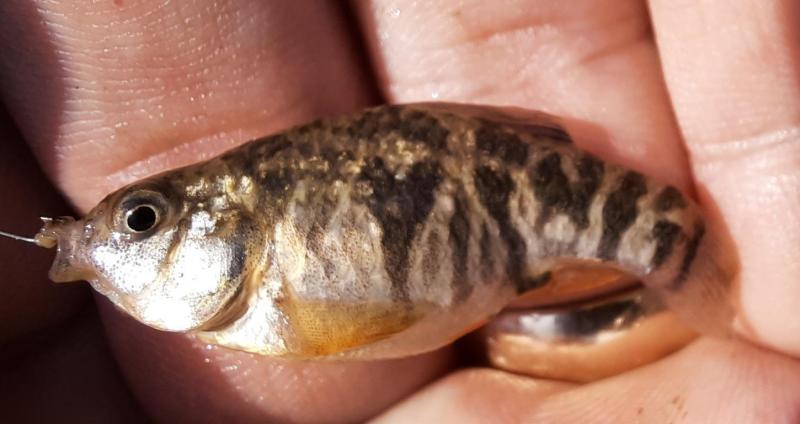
479,286,697,382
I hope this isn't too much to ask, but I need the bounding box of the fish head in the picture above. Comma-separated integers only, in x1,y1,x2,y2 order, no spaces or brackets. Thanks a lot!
37,176,259,332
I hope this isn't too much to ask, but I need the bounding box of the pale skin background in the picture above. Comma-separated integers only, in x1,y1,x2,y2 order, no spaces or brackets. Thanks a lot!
1,0,800,422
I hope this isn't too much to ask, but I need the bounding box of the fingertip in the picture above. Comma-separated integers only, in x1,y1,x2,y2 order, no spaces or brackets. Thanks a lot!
98,298,453,423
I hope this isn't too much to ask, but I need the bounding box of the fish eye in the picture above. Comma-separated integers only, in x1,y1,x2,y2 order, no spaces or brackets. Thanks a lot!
116,188,170,235
125,204,159,232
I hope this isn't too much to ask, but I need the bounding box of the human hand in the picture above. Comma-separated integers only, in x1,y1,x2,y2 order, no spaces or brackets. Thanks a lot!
1,1,799,422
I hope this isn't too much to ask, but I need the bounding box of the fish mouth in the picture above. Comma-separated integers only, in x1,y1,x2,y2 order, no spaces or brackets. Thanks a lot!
36,216,95,283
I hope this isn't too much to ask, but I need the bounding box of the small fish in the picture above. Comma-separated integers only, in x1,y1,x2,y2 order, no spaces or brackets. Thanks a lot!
8,103,736,359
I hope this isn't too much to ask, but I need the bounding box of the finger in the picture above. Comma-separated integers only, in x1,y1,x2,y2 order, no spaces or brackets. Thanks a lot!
101,301,450,424
648,0,800,354
357,0,688,188
371,368,573,423
0,1,450,422
0,106,86,347
0,0,375,210
376,339,800,423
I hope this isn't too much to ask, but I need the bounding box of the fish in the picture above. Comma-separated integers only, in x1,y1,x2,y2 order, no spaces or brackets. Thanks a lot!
22,103,736,359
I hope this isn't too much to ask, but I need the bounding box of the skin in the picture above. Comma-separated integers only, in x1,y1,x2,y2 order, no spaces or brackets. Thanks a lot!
0,0,799,422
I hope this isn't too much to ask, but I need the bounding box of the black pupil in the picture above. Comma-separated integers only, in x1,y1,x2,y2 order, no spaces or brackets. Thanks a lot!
126,205,157,232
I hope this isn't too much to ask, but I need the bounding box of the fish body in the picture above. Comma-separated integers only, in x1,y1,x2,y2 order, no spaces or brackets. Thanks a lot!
38,103,733,359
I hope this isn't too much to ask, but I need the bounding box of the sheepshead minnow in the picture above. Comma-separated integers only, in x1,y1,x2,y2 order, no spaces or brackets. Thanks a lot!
21,103,735,359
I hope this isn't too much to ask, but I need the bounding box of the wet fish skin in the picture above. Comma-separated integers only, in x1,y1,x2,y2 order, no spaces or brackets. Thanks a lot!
38,103,734,359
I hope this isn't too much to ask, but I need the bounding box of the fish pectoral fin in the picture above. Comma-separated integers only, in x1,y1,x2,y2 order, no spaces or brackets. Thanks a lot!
284,300,422,357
